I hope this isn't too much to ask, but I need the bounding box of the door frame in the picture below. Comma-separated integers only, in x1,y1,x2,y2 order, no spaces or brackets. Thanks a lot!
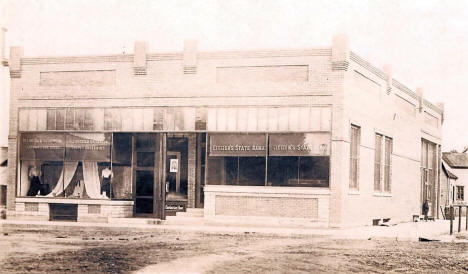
132,133,162,218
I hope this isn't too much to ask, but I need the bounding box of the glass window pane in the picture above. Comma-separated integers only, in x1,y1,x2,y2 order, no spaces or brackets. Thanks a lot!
195,108,207,130
258,108,268,131
278,108,289,130
164,108,175,130
267,108,278,131
374,134,382,191
183,107,196,131
133,108,144,131
137,152,154,167
84,109,95,130
28,109,38,131
239,157,265,186
237,108,248,131
135,198,153,214
206,156,224,185
224,157,238,185
174,108,185,131
66,108,75,130
217,108,227,131
47,109,56,130
136,134,156,150
226,108,237,131
299,156,330,187
121,108,133,131
56,108,65,130
93,108,104,131
153,108,164,130
298,107,309,131
112,133,132,199
421,142,428,168
22,162,62,197
143,108,154,131
113,133,132,165
309,107,321,131
427,142,434,169
37,109,47,130
207,108,217,130
268,156,298,186
247,108,258,131
350,126,360,189
288,107,300,131
75,108,85,130
385,137,392,164
384,165,391,192
111,165,132,199
136,170,154,196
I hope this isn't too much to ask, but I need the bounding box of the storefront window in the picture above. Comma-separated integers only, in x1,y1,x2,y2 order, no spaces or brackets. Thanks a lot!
207,133,266,186
267,156,329,187
112,133,132,199
18,132,134,200
206,133,330,187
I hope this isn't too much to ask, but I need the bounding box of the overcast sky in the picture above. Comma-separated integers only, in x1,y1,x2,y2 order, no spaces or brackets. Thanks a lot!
1,0,467,151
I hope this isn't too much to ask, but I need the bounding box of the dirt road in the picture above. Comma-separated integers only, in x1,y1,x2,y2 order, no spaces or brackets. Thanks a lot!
0,226,467,273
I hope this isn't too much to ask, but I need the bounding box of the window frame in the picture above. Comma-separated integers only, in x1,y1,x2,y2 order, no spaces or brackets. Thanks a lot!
456,186,464,201
349,124,360,191
374,133,393,194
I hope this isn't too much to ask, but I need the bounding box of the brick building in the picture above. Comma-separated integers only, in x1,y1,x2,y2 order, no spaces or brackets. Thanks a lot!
5,35,444,227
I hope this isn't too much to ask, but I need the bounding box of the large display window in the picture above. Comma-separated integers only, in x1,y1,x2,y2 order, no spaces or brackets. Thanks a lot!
206,133,330,187
18,132,132,199
207,133,266,186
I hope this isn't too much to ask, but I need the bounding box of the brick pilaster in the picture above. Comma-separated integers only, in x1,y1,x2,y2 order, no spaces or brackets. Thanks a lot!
187,134,196,208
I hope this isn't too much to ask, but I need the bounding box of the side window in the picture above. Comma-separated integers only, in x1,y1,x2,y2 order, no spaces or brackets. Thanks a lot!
349,125,360,190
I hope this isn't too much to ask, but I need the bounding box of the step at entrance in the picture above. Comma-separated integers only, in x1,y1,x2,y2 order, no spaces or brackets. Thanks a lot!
175,208,204,217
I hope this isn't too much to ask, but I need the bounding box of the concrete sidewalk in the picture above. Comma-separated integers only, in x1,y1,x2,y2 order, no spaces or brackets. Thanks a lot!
1,218,466,241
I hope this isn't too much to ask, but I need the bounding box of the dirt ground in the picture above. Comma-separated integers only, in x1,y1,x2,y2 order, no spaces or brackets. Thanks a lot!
0,226,467,274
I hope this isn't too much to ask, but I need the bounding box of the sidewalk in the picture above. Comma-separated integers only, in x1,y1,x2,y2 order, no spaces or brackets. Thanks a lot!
1,218,466,241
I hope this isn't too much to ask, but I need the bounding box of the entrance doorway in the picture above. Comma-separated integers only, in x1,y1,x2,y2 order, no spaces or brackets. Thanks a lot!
165,135,188,216
133,133,161,218
421,139,437,217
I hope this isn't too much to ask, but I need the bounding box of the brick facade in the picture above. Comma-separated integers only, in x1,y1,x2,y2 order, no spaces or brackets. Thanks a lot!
6,35,444,226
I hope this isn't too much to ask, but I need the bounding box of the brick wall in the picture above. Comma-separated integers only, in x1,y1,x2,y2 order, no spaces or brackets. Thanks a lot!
204,185,330,222
215,196,319,219
337,55,444,226
187,134,196,208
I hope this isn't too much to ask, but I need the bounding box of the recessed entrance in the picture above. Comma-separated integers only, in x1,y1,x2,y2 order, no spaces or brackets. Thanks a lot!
165,135,188,216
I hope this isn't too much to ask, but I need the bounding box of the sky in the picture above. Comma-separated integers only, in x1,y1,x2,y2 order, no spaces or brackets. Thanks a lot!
0,0,467,151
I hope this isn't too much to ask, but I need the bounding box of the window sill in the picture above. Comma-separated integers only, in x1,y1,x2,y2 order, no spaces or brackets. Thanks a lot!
348,190,360,195
15,197,134,205
373,192,392,197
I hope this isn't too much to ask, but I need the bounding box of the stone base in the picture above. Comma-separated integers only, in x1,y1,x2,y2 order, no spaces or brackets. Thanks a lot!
13,198,134,223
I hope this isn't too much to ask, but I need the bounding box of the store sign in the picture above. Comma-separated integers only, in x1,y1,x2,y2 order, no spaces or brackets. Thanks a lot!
269,133,331,156
170,159,178,172
65,133,111,161
209,134,266,157
20,133,65,160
